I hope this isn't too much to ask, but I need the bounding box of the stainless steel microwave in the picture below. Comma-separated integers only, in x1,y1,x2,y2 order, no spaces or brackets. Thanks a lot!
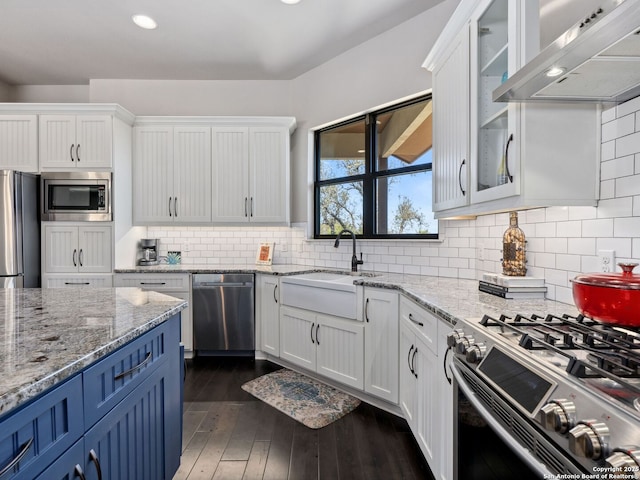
41,172,112,221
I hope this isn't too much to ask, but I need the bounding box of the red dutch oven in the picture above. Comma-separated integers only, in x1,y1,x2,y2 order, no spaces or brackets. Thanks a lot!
571,263,640,327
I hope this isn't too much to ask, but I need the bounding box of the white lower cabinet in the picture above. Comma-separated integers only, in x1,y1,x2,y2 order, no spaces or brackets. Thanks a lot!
42,274,113,288
279,305,364,389
114,273,193,355
399,297,446,480
257,274,280,356
437,320,454,480
363,288,399,403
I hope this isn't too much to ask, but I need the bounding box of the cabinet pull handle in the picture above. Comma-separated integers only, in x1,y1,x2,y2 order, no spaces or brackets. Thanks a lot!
174,197,178,218
89,449,103,480
458,159,466,196
273,284,278,303
315,324,320,345
70,143,75,162
140,282,167,286
73,249,77,267
250,197,254,217
407,345,415,374
65,282,90,285
244,197,248,217
411,348,418,379
505,133,514,183
408,313,424,327
114,351,153,381
365,298,370,322
311,322,315,344
74,464,87,480
168,197,173,217
443,345,452,385
79,248,84,267
0,437,33,477
76,144,81,162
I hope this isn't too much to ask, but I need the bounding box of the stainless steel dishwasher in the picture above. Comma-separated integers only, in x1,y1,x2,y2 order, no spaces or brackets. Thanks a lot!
192,273,254,354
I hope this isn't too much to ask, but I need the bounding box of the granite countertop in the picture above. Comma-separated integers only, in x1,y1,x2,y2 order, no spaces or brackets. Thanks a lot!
0,287,187,418
115,264,580,326
354,273,580,327
114,263,318,275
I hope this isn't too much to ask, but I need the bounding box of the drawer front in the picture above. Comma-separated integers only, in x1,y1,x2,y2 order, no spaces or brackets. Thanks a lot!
43,275,113,288
82,315,180,428
400,296,437,354
114,273,190,291
0,375,83,480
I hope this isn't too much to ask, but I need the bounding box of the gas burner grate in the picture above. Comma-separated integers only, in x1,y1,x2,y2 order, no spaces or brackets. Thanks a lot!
478,313,640,391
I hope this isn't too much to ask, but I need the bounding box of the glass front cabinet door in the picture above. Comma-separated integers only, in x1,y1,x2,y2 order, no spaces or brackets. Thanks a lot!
469,0,538,204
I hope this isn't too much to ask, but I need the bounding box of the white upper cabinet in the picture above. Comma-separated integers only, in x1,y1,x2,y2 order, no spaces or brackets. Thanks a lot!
424,0,600,218
0,115,38,172
134,117,294,226
43,224,112,274
212,125,290,224
133,125,212,224
39,115,113,169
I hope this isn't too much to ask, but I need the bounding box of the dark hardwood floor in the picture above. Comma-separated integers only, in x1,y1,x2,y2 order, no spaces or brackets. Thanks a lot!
174,356,434,480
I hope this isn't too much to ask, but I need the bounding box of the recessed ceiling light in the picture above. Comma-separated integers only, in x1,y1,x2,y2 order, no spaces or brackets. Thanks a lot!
281,0,301,4
132,14,158,30
545,66,565,78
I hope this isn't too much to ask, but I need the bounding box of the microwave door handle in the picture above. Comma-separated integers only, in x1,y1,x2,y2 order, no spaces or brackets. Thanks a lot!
450,362,554,478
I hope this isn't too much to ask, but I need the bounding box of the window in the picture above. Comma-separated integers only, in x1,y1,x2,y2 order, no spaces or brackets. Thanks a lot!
314,95,437,239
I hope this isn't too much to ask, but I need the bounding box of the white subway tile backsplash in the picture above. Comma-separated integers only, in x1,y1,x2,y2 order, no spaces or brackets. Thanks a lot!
581,218,614,238
614,216,640,237
601,105,616,123
544,238,567,254
596,237,632,257
616,174,640,197
555,254,581,272
602,113,635,142
601,140,616,161
601,155,635,180
600,179,615,199
596,197,634,219
617,95,640,118
556,220,581,238
617,131,640,157
568,237,596,256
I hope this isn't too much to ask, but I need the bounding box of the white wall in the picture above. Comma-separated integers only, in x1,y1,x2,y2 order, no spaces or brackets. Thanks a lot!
289,0,460,222
0,81,10,101
89,79,293,117
9,85,90,103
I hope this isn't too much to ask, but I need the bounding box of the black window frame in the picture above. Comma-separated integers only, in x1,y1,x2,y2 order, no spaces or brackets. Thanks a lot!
314,94,437,240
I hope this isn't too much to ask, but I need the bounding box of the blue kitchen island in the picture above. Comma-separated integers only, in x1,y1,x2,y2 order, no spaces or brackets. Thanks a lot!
0,287,187,480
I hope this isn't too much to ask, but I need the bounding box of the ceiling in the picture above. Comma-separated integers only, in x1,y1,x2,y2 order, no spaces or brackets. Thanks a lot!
0,0,445,86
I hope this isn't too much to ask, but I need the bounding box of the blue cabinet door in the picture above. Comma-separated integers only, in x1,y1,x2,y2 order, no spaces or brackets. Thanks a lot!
83,350,181,480
0,375,83,480
34,440,85,480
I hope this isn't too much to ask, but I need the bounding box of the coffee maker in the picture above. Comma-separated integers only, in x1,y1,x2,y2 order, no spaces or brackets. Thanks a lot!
138,239,159,266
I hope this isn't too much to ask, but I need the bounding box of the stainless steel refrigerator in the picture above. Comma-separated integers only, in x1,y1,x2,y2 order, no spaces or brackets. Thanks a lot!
0,170,40,287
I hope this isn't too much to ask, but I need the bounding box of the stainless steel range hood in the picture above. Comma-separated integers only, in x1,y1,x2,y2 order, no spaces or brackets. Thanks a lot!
494,0,640,104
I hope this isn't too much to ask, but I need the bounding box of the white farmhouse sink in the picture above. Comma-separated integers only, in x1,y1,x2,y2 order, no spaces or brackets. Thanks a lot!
280,272,369,319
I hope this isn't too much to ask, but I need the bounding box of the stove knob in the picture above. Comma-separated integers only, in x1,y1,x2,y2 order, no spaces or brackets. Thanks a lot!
568,420,609,460
538,399,576,434
455,335,475,355
605,447,640,479
465,343,487,363
446,329,464,348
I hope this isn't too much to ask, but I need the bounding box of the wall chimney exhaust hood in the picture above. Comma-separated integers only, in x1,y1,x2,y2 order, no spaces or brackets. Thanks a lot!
494,0,640,104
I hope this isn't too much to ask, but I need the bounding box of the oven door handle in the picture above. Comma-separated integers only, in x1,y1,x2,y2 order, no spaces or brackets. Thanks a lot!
450,361,554,479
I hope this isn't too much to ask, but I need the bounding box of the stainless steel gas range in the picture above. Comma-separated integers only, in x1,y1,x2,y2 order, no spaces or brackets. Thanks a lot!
448,313,640,478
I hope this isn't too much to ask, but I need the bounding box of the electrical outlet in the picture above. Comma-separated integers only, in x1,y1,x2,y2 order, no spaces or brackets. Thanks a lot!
598,249,615,272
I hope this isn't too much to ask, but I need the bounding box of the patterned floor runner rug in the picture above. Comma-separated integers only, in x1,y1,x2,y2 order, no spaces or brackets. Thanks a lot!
241,368,361,429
